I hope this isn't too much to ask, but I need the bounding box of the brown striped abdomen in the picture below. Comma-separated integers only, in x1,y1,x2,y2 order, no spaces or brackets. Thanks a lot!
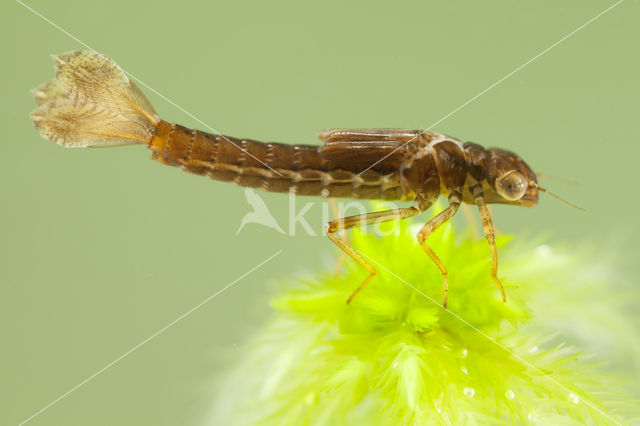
147,120,408,200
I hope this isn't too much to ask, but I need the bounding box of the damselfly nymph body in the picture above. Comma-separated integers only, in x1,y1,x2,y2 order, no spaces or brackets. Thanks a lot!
31,51,543,308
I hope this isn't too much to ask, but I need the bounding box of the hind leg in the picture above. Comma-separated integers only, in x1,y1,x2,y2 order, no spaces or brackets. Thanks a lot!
326,206,422,303
328,198,348,275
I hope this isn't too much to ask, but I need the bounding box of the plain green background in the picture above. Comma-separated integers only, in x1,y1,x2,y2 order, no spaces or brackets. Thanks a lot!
1,1,639,425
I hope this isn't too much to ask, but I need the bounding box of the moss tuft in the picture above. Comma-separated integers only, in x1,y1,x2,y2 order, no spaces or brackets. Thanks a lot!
211,205,638,425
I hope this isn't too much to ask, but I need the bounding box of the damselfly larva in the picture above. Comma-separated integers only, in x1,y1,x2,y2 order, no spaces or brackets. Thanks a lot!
31,51,565,308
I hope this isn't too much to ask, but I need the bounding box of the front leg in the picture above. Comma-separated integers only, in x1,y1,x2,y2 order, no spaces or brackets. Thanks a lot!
416,191,462,308
472,184,507,303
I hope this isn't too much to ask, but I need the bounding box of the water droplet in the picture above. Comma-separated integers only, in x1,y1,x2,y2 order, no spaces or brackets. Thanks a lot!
392,361,399,369
569,393,580,404
461,349,468,358
528,412,538,423
529,345,538,353
505,390,515,400
461,367,469,375
464,387,475,398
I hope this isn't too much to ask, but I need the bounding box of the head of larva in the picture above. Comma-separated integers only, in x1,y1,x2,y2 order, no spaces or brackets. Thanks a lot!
486,148,538,207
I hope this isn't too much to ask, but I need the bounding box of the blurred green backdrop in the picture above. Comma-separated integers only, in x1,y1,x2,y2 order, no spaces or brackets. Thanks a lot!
1,1,638,425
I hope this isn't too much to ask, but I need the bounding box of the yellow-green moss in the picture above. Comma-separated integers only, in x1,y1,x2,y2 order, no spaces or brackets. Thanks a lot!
211,205,638,425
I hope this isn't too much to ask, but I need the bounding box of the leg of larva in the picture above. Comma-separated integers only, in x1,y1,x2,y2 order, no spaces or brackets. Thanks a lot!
416,192,461,308
474,189,507,303
326,206,422,303
487,204,501,234
329,198,348,275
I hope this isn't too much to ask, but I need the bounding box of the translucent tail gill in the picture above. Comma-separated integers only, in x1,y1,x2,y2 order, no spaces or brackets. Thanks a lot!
30,51,158,148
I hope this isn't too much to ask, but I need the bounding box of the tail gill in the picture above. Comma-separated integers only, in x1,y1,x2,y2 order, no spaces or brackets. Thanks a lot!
30,51,158,148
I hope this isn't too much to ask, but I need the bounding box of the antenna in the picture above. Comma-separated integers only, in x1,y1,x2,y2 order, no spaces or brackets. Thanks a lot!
535,185,585,211
535,172,579,186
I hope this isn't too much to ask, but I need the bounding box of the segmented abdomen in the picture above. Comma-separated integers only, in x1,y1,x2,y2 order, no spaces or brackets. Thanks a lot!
148,120,407,200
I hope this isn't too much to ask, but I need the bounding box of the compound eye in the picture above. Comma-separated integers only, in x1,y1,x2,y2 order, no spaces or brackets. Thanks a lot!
496,171,528,201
